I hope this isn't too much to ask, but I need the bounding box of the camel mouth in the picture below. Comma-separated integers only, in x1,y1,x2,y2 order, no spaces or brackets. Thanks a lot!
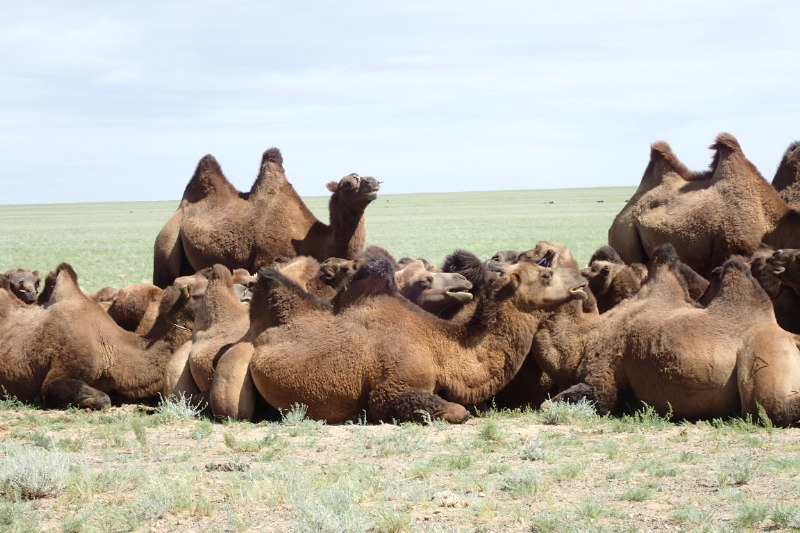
446,288,474,302
569,287,589,300
770,266,786,276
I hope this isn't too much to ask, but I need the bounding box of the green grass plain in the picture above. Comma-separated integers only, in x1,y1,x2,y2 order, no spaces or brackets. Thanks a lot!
0,187,634,294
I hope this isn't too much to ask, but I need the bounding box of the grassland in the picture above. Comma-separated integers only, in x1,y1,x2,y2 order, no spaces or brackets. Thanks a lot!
1,399,798,533
0,187,633,294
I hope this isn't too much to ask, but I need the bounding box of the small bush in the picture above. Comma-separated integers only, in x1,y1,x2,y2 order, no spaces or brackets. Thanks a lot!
733,501,770,529
619,488,652,502
130,416,147,447
538,398,595,425
154,392,206,423
280,403,310,425
0,446,70,499
477,419,505,442
717,453,760,487
519,436,547,461
501,469,540,498
771,504,800,528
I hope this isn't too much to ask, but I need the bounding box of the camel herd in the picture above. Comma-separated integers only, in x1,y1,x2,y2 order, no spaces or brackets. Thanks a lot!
3,133,800,427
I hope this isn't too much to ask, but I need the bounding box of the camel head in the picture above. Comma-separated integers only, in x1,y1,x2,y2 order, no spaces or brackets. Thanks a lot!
496,263,588,312
332,254,399,312
163,272,209,320
581,261,623,297
486,251,520,272
766,249,800,293
106,283,164,333
319,257,358,289
231,268,257,304
326,173,380,210
518,241,580,270
4,268,40,304
276,256,321,291
395,260,473,316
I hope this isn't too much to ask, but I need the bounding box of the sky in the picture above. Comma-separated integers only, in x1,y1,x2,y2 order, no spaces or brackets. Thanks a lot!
1,1,799,204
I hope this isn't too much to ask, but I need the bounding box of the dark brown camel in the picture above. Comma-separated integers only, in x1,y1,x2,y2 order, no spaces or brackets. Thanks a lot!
4,268,39,304
153,148,380,288
608,133,800,277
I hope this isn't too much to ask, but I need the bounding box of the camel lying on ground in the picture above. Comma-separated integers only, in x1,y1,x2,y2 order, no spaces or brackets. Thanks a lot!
608,133,800,277
0,264,204,409
213,255,588,423
4,268,39,304
395,260,473,318
153,148,380,288
551,245,800,426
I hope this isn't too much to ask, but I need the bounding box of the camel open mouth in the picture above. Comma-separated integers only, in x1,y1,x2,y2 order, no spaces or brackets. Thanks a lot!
570,287,589,300
446,288,474,302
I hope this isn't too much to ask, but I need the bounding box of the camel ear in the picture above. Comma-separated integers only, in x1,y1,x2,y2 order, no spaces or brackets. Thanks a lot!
510,271,522,288
32,270,39,277
395,272,406,290
181,283,193,299
326,181,339,193
602,265,611,273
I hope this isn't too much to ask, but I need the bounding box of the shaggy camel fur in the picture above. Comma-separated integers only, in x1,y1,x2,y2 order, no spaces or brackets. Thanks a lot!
608,133,800,277
217,256,588,423
153,148,380,288
757,249,800,334
163,265,250,401
0,264,204,409
395,260,473,318
494,243,600,408
4,268,39,304
551,247,800,426
104,284,164,334
772,142,800,209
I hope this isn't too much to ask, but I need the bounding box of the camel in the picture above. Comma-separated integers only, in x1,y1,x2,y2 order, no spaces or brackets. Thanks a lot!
550,246,800,426
772,141,800,209
395,260,473,318
608,133,800,277
750,249,800,334
581,260,642,314
4,268,39,304
0,264,204,409
162,265,251,402
214,255,589,423
152,148,380,288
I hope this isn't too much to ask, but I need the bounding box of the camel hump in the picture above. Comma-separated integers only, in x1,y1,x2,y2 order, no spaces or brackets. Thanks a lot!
648,141,694,180
250,147,287,195
443,249,492,290
710,132,742,153
772,141,800,198
589,245,623,265
261,147,283,168
182,154,240,203
38,263,83,305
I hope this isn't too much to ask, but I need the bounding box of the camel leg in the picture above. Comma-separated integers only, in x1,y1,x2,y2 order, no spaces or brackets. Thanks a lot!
153,209,185,289
162,341,200,398
385,391,470,424
210,344,256,421
42,377,110,410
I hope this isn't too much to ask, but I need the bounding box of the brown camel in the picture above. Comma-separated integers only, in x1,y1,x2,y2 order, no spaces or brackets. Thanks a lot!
240,255,588,423
608,133,800,277
772,141,800,209
0,264,204,409
163,265,250,402
395,260,473,318
152,148,380,288
550,247,800,426
581,260,642,313
752,249,800,334
493,243,600,408
104,284,164,334
4,268,39,304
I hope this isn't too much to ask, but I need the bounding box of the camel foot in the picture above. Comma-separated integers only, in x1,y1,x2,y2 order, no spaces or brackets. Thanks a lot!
44,379,111,410
386,391,470,424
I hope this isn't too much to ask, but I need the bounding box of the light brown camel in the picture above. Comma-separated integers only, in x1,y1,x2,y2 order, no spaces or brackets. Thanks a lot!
581,260,643,313
772,141,800,209
395,260,473,318
608,133,800,277
162,265,250,403
4,268,39,304
550,247,800,426
152,148,380,288
239,255,588,423
0,264,204,409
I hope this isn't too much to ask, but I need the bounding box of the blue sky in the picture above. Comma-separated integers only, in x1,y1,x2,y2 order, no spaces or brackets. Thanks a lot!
1,1,798,204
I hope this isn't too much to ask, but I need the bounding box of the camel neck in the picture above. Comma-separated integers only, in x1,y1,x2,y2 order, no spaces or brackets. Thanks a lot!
768,208,800,250
435,301,542,406
326,195,368,259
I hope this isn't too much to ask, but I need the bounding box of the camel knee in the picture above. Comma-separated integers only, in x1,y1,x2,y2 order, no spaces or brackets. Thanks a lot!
386,391,469,424
44,378,110,410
